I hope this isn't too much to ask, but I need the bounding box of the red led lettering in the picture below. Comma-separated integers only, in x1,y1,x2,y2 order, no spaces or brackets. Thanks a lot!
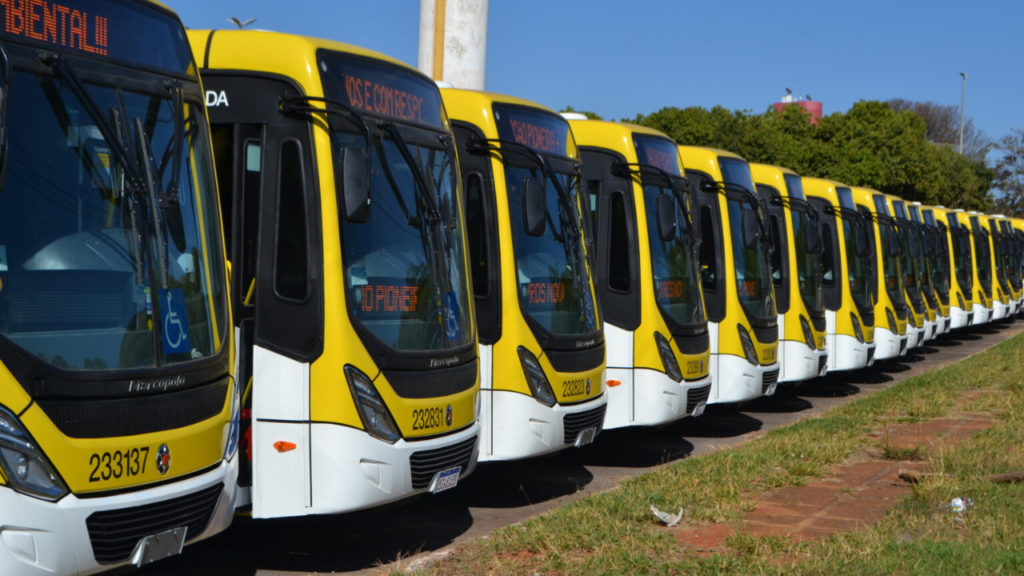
0,1,107,55
658,280,683,299
643,148,677,173
359,284,420,313
526,282,565,304
508,119,561,154
340,73,425,123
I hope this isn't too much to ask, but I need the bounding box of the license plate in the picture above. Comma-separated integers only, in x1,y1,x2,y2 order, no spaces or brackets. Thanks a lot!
764,382,778,397
129,526,187,567
574,426,598,447
431,466,461,494
691,401,707,418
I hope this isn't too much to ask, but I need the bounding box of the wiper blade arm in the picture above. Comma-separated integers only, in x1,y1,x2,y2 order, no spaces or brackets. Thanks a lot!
379,121,441,221
135,117,169,288
282,95,372,149
160,79,183,207
40,53,144,191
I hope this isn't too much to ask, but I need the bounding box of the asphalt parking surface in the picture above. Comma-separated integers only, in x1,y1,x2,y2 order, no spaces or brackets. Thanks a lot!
132,320,1023,576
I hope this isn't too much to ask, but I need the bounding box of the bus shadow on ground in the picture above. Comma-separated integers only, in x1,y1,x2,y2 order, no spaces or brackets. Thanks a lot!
452,456,596,509
135,498,477,575
741,389,813,413
672,406,763,438
570,426,696,469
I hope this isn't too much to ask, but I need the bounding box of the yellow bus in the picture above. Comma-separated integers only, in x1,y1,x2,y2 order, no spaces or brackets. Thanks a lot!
441,90,607,459
912,203,952,335
983,214,1015,318
569,118,712,428
190,30,480,517
0,2,237,573
849,187,909,358
802,179,876,370
678,147,779,403
888,195,935,344
961,210,994,324
1010,218,1024,313
937,207,980,327
1000,216,1023,313
751,165,828,383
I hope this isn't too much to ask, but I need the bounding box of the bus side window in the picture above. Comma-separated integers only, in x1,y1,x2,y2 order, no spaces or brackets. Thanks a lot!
274,140,309,301
464,172,489,298
587,180,600,240
769,214,783,284
820,223,835,286
242,140,261,306
608,191,630,292
700,206,716,289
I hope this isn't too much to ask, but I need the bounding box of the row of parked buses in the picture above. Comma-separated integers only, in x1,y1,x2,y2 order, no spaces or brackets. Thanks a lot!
1,5,1022,574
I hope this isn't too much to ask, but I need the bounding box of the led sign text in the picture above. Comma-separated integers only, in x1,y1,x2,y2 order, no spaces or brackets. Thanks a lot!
642,147,678,174
509,119,562,154
360,284,419,313
526,282,565,304
343,74,424,123
657,280,684,299
0,0,108,55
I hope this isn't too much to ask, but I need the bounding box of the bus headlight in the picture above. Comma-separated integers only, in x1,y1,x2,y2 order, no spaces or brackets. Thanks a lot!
737,325,758,366
850,312,864,343
655,332,683,382
224,380,241,461
345,366,400,444
908,312,918,329
518,347,556,407
957,292,966,311
887,309,898,334
800,316,815,350
0,407,68,501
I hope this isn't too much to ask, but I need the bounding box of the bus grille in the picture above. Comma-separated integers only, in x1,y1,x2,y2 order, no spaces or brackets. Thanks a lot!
409,436,477,490
817,355,829,375
899,338,908,355
761,369,780,393
563,403,606,444
383,359,477,399
86,484,221,565
866,346,876,365
38,379,229,439
685,384,711,413
967,312,975,324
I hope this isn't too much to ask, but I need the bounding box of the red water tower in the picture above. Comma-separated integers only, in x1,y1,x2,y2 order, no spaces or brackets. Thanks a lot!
774,92,822,124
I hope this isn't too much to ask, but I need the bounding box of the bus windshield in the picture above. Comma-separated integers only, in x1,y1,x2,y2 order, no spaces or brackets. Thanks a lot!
719,157,776,322
878,220,906,309
320,54,475,353
494,105,599,338
635,136,704,326
843,214,874,314
899,222,924,310
971,218,992,297
0,61,227,371
949,216,974,296
783,174,824,317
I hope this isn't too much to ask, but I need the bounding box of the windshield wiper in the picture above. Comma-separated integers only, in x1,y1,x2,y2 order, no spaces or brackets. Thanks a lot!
282,95,372,149
379,122,441,221
156,79,183,207
134,117,169,288
613,162,696,235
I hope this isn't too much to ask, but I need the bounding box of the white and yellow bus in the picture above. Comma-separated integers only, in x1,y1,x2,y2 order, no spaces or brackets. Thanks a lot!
955,209,993,324
678,147,779,403
887,195,933,345
191,30,481,517
0,3,238,574
931,206,975,329
570,119,712,428
442,90,607,460
911,203,952,335
803,179,876,371
751,165,828,383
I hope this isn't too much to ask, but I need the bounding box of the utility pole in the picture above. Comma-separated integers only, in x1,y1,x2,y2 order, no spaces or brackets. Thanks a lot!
959,72,967,155
418,0,489,90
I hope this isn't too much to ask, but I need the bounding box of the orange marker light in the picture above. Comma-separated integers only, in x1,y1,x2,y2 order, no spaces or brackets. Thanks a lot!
606,380,622,388
273,441,297,453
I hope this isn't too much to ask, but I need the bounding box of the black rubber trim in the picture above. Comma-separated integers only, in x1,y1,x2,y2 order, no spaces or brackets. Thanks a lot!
383,359,478,399
203,29,216,69
543,343,605,373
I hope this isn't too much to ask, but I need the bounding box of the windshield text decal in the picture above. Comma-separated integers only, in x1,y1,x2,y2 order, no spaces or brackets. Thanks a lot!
0,0,108,55
360,284,419,312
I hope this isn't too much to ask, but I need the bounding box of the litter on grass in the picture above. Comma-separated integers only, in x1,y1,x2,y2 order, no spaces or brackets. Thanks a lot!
651,505,684,527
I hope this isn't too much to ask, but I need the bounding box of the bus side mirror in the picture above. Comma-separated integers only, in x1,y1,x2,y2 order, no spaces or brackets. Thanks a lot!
742,209,759,250
908,230,920,258
522,177,546,237
855,226,869,257
656,194,676,242
888,228,901,258
806,218,821,253
340,147,371,223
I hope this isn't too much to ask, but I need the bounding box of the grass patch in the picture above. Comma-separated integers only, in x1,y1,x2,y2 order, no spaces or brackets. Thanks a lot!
405,329,1024,576
880,443,924,461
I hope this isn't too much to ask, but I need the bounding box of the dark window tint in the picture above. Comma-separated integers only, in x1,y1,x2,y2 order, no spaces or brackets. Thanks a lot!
821,223,835,287
242,140,262,306
465,173,489,297
700,206,716,289
608,191,631,292
769,214,783,285
275,141,309,301
587,180,601,239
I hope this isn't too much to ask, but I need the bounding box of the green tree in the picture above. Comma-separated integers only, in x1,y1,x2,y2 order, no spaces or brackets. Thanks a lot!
993,129,1024,217
559,106,603,120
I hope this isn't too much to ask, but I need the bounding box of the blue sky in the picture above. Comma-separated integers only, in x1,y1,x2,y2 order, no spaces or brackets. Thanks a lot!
174,0,1023,143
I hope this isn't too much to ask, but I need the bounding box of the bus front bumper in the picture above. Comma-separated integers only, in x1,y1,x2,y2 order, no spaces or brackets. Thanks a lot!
711,355,779,404
972,304,992,325
826,333,872,372
0,457,236,576
778,339,828,383
992,299,1009,321
603,369,712,430
949,306,971,330
906,326,923,350
874,328,907,360
479,390,607,462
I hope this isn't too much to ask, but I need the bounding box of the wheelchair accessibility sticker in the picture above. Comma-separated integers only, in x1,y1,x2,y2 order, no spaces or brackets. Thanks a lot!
444,292,462,345
160,289,191,355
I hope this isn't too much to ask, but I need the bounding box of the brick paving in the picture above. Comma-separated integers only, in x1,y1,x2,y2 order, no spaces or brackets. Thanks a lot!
676,410,996,551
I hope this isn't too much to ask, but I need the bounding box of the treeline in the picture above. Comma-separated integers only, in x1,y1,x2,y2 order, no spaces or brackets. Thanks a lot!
610,102,995,210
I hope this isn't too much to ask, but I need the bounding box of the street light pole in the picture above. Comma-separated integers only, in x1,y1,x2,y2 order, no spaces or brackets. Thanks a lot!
959,72,967,155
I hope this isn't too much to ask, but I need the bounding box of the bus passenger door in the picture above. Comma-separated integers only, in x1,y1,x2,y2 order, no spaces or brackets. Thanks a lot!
205,74,324,518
